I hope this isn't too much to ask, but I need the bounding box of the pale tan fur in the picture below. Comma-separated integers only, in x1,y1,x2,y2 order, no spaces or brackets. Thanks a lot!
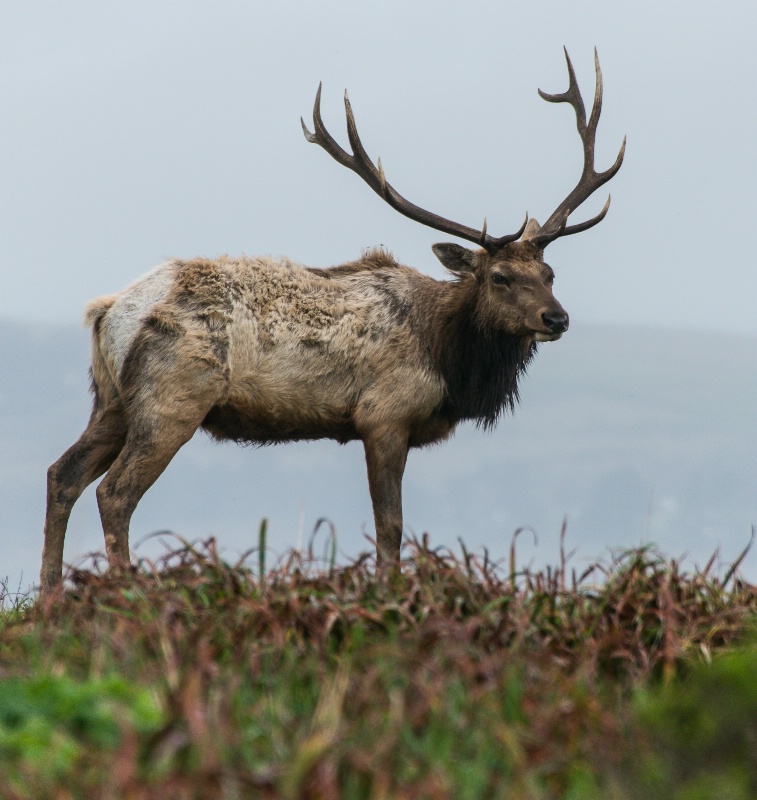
91,255,447,437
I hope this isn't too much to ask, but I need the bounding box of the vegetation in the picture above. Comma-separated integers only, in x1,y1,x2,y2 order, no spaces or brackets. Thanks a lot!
1,528,756,799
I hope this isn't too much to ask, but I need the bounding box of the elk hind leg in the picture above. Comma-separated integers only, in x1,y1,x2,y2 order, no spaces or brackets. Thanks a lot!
42,405,127,595
94,403,211,567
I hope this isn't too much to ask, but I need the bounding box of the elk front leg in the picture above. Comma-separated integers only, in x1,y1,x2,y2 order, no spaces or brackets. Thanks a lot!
362,427,409,565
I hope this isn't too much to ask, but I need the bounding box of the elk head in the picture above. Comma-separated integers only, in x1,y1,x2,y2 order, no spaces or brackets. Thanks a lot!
430,234,567,342
302,48,625,342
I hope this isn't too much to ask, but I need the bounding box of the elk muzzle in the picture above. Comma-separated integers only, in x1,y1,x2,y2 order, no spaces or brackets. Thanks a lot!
534,309,569,341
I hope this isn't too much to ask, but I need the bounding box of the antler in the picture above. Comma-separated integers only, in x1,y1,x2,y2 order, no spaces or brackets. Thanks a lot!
529,48,626,248
301,84,528,255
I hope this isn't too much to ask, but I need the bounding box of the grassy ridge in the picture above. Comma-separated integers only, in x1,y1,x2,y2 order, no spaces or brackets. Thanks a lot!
1,533,756,798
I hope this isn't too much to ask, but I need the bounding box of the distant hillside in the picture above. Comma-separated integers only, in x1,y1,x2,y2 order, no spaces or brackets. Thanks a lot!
1,319,755,593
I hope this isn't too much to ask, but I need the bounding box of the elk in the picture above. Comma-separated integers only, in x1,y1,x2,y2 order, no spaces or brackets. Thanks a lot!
41,49,624,595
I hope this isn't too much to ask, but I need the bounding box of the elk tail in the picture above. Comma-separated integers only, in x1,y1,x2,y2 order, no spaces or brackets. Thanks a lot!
83,295,121,411
83,295,116,328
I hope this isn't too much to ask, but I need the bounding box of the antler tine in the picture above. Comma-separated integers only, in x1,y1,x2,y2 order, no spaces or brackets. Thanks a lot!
486,212,530,250
303,84,527,253
531,49,625,248
538,47,587,134
587,48,604,138
301,83,352,170
343,91,386,196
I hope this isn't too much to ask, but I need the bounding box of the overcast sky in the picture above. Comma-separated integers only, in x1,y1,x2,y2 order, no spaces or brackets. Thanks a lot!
1,2,755,336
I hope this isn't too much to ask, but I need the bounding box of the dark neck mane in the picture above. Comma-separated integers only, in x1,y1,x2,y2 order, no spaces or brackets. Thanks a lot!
434,282,536,429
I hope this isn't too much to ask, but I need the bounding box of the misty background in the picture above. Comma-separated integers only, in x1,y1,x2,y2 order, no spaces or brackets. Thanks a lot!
1,3,755,593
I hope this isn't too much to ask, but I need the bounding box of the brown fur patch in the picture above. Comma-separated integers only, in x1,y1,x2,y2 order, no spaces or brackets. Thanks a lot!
173,257,237,314
307,248,400,279
145,305,185,336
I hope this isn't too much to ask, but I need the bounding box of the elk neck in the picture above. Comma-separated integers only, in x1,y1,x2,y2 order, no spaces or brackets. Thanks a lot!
428,276,537,429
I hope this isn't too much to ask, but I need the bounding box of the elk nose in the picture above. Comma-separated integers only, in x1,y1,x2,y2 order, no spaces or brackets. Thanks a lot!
542,311,569,333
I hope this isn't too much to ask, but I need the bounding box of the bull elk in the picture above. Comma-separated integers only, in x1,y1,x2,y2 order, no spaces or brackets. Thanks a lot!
41,49,625,595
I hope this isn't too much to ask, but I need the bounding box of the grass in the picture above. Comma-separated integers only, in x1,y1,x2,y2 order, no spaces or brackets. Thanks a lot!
0,528,756,798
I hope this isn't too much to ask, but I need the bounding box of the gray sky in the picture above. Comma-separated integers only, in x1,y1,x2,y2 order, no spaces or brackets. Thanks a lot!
1,2,756,335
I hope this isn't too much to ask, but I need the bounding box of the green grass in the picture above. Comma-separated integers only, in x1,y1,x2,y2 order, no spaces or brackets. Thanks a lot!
1,531,756,799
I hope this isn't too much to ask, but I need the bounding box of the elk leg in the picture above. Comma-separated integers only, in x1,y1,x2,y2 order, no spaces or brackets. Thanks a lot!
94,406,209,567
42,406,127,595
362,428,409,565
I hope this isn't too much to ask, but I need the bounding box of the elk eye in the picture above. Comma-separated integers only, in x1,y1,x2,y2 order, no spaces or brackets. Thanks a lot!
491,273,510,287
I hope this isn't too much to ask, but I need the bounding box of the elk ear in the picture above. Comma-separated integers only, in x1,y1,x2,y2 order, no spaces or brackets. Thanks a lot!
431,243,479,274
